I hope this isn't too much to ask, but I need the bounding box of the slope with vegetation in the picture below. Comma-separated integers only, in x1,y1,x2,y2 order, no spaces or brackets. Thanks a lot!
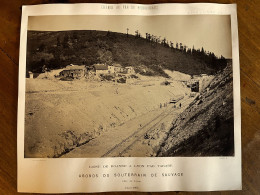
26,30,227,77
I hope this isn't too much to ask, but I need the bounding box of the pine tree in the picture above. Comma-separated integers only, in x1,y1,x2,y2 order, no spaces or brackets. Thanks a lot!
135,30,139,37
192,45,195,54
201,47,205,54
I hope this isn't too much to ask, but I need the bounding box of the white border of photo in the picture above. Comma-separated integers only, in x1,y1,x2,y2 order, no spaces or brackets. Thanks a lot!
17,3,241,193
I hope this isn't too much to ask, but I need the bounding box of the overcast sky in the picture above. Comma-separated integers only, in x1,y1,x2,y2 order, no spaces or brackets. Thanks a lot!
28,15,232,58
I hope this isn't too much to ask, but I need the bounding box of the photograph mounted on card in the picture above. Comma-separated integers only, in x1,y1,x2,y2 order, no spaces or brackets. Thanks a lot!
17,3,241,193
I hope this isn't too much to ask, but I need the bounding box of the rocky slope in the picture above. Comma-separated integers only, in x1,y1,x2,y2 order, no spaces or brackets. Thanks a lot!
157,62,234,156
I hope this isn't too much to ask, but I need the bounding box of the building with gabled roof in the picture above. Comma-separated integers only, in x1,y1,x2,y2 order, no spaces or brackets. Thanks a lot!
113,63,125,73
108,65,115,74
59,64,86,78
125,66,135,74
93,64,108,75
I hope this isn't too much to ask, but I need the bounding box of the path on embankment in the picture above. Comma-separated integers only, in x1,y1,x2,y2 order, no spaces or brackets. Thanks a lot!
62,96,194,158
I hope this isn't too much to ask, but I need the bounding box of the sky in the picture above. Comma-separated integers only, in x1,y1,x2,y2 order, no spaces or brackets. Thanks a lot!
28,15,232,58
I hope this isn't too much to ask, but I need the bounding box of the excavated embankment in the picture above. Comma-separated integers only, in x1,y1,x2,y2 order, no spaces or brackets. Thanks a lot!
24,77,189,158
157,63,234,156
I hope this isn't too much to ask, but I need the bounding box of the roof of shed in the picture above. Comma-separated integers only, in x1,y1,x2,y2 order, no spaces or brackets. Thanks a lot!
93,64,108,70
113,63,122,67
64,65,85,70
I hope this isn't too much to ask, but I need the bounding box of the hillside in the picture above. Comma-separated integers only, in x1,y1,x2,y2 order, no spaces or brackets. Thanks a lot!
157,62,234,156
26,30,227,76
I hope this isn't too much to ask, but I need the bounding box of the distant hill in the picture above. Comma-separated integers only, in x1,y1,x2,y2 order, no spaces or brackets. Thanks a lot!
26,30,228,77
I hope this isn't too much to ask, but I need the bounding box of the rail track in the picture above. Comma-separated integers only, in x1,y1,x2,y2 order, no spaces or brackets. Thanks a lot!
102,97,192,157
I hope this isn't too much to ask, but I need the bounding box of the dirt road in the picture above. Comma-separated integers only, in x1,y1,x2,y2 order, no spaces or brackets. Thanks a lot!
62,96,193,158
